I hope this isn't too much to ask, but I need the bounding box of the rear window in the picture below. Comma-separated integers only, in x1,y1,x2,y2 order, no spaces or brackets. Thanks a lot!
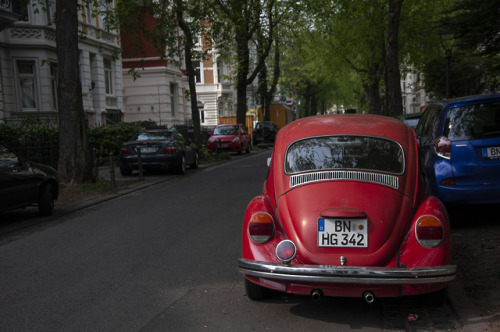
214,125,238,135
444,102,500,140
285,136,404,174
135,131,172,140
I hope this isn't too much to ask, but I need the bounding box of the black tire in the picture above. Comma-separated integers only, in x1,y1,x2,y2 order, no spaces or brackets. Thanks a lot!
120,166,132,176
238,145,243,155
246,143,250,154
177,155,186,174
38,183,54,217
244,278,269,300
190,152,199,169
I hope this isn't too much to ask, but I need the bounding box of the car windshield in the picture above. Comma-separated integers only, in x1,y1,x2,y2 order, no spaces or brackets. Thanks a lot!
285,136,404,174
135,131,173,141
0,145,19,168
256,122,273,129
444,102,500,140
214,126,238,135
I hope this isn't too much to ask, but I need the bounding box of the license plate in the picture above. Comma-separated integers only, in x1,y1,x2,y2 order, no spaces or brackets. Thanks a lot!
483,146,500,159
318,218,368,248
140,147,157,153
221,144,228,148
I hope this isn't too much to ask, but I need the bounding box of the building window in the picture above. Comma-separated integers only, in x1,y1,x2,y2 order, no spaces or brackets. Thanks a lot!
217,59,223,83
85,1,93,24
16,60,37,109
45,0,56,24
103,58,113,95
170,83,177,117
50,62,58,109
198,103,205,123
195,63,201,83
13,0,29,21
99,1,113,31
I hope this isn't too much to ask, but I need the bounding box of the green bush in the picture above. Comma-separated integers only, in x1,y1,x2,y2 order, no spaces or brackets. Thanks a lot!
0,117,58,167
88,122,143,162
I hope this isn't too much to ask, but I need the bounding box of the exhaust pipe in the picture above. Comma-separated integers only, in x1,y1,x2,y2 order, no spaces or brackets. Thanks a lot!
363,291,375,303
311,289,323,301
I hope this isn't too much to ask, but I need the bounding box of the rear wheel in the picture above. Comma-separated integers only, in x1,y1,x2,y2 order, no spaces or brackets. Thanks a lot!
39,183,54,216
177,155,186,174
245,278,269,300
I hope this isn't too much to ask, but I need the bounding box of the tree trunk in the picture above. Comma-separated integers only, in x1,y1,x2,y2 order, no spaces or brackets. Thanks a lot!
363,80,382,114
235,33,250,126
175,1,201,147
385,0,403,117
56,0,92,184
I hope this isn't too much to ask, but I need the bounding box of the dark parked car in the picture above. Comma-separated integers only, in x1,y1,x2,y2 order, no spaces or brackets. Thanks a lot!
119,129,198,176
252,121,278,145
0,143,59,216
401,112,423,129
416,93,500,206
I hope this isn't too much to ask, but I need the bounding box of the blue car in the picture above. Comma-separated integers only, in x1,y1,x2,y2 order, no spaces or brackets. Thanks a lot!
415,93,500,206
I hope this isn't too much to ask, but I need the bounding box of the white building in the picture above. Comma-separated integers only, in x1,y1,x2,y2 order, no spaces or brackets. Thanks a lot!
0,0,123,126
402,72,428,115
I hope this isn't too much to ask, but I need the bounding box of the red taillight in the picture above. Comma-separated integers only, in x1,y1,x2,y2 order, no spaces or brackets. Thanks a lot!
248,213,274,244
120,148,130,155
440,177,455,186
434,136,451,159
415,215,444,248
162,146,179,154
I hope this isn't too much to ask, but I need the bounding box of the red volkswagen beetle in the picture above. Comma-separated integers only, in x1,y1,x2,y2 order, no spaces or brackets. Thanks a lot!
239,114,456,303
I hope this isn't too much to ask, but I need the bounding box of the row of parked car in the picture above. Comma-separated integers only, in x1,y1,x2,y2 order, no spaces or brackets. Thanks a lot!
1,93,498,221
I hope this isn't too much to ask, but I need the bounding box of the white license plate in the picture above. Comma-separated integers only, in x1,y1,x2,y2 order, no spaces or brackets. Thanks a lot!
318,218,368,248
140,147,157,153
221,144,228,148
483,146,500,159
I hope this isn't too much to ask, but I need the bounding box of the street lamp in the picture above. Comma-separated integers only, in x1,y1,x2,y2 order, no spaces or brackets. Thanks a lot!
439,28,456,99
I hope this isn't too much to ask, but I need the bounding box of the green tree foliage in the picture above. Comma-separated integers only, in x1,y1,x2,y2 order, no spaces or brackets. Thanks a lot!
209,0,296,125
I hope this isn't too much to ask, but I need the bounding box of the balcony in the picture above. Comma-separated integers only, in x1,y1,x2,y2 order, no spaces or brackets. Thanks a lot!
0,0,25,31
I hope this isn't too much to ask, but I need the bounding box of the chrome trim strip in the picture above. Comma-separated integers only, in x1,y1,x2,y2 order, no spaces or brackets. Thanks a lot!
290,171,399,189
238,259,456,285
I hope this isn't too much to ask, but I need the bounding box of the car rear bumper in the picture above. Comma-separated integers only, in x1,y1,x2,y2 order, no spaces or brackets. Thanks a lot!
120,155,179,170
437,185,500,205
238,258,457,285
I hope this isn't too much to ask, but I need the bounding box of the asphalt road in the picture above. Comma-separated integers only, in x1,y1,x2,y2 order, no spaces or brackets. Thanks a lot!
0,150,487,331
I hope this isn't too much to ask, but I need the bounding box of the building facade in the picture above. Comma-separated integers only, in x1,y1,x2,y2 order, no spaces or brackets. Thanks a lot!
0,0,123,126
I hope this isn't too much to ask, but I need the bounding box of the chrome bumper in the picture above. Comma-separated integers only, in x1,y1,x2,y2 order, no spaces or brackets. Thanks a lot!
238,259,457,285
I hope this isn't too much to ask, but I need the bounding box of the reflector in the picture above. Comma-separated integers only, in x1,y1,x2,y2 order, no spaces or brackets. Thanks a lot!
276,240,297,263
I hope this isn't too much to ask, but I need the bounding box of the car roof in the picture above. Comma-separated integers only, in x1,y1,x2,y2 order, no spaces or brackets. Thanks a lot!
430,93,500,109
277,114,412,146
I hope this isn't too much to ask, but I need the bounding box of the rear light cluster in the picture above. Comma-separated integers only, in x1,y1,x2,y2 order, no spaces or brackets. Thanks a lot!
162,146,179,154
415,215,444,248
248,213,274,244
120,148,130,155
433,136,451,159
